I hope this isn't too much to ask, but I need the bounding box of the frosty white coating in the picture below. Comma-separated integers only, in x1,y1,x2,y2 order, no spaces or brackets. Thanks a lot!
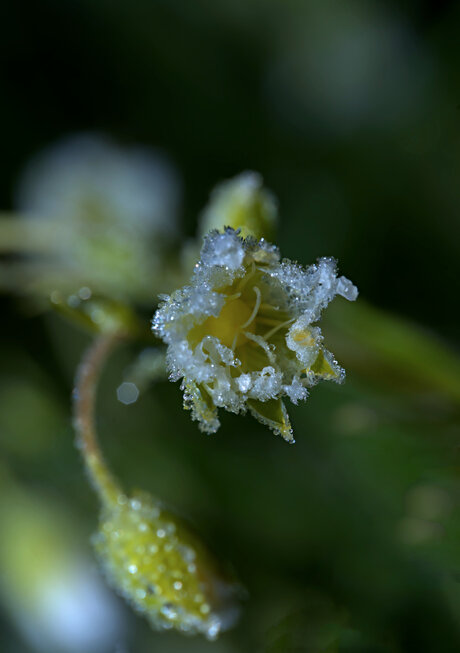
152,228,358,441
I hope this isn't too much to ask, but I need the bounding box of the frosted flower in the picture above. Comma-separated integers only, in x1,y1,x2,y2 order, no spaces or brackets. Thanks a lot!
153,228,358,442
1,133,181,304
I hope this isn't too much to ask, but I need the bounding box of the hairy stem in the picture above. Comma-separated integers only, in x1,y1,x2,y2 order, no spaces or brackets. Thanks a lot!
73,332,124,507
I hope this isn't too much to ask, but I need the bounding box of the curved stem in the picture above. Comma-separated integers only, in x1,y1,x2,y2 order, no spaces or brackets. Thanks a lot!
73,332,125,508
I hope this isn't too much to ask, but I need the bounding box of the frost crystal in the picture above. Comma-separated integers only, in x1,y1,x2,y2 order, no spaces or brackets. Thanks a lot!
152,229,358,442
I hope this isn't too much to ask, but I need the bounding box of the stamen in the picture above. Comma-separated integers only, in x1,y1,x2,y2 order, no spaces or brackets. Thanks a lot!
240,286,261,330
259,303,280,312
224,291,242,302
231,286,262,351
244,331,276,363
263,318,295,341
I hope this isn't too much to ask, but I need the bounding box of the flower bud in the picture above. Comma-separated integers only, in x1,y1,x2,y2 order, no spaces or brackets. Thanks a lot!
199,172,278,241
94,490,239,640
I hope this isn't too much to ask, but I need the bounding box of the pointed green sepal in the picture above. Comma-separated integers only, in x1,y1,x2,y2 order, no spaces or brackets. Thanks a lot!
182,381,220,434
310,349,343,382
247,398,294,443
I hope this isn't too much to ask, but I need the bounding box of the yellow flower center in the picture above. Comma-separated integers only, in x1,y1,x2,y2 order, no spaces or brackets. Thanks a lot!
199,297,255,349
187,265,293,361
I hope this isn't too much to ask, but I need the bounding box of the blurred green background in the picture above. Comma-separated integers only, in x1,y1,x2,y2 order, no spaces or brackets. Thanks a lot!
1,1,460,652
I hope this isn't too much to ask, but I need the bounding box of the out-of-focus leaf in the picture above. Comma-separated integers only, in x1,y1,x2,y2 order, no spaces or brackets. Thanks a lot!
324,299,460,403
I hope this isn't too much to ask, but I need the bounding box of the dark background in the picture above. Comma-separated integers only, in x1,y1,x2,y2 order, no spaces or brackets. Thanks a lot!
1,2,460,652
1,0,460,339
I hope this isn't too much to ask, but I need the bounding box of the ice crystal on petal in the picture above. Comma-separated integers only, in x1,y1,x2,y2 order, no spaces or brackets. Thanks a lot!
201,231,245,270
153,229,357,441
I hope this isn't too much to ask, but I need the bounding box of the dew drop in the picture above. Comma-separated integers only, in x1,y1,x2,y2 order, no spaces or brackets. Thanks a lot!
161,603,178,620
78,286,92,300
117,382,140,405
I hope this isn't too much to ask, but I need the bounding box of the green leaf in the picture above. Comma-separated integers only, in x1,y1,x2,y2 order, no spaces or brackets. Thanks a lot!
324,299,460,404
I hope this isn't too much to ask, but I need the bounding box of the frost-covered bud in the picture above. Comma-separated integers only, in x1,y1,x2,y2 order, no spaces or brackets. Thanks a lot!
153,228,358,442
199,172,278,241
94,490,238,640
